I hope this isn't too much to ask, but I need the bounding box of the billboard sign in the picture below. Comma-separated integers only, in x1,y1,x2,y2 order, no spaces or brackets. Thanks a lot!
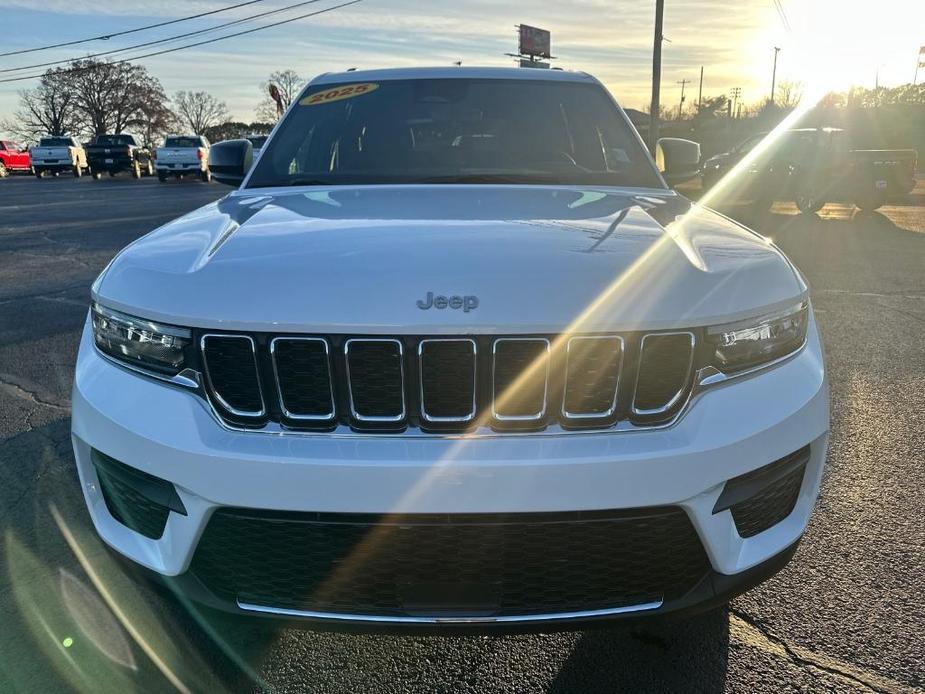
519,25,551,59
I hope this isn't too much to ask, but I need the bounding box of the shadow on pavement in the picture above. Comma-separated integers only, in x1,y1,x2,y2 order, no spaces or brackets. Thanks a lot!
549,611,729,693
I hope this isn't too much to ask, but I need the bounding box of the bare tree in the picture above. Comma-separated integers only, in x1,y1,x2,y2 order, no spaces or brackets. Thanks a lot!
67,58,170,136
1,67,82,142
255,69,304,121
775,81,804,109
173,90,230,135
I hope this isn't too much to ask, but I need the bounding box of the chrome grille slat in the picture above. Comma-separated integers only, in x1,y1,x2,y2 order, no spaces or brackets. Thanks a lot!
270,337,335,421
201,334,265,417
631,332,695,417
562,336,624,419
418,339,477,423
491,338,550,421
344,338,406,423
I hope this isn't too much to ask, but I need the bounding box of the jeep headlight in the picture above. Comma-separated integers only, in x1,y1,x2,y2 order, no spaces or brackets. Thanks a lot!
91,303,190,374
706,301,808,372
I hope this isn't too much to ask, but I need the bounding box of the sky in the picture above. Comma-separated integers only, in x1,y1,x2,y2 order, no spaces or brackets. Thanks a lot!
0,0,922,125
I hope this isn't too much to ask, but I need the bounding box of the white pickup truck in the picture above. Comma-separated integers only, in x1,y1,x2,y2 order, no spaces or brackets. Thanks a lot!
154,135,211,182
31,136,88,179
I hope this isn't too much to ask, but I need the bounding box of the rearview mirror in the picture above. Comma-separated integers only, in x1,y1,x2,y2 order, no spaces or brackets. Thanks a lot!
655,138,701,186
208,139,254,187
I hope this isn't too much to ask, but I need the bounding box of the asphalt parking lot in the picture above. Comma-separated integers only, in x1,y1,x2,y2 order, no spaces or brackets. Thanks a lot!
0,174,923,693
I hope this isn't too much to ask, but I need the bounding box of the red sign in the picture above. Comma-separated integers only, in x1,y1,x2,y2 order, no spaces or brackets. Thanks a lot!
519,25,551,59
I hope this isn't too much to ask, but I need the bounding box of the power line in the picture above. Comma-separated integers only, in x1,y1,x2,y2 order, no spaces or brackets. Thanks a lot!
1,0,328,74
771,0,792,32
0,0,267,58
0,0,367,84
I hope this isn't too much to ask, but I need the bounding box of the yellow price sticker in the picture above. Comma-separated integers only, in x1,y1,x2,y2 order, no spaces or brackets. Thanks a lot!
300,83,379,106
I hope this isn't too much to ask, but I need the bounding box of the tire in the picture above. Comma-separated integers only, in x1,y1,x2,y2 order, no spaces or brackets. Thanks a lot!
72,162,82,178
157,171,167,183
131,161,141,179
35,169,44,179
795,192,825,214
0,161,8,178
200,169,211,183
855,189,887,212
92,171,103,180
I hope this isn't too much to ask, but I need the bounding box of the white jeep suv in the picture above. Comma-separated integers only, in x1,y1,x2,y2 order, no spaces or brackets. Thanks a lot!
72,67,828,628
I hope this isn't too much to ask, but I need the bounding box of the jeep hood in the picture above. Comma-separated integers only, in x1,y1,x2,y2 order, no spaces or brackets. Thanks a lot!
94,185,807,333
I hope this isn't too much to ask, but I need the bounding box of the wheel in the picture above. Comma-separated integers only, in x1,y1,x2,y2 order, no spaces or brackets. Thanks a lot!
795,192,825,214
157,171,167,183
109,171,116,177
92,171,102,180
35,169,44,179
72,162,82,178
855,188,887,212
131,161,141,179
200,169,211,183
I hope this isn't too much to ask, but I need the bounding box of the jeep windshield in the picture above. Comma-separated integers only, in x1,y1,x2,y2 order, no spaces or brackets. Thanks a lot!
246,78,664,189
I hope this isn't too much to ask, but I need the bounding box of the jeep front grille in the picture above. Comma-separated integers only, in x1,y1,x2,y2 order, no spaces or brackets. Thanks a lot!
197,332,698,433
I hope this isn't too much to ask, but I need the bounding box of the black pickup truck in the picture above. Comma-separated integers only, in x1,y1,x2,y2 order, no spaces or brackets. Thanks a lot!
86,134,153,180
701,128,917,213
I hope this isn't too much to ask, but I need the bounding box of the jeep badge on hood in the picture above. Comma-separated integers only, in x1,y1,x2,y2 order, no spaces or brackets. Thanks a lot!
416,292,479,312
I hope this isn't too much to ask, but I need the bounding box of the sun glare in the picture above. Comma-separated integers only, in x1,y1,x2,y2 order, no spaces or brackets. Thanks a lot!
761,0,925,98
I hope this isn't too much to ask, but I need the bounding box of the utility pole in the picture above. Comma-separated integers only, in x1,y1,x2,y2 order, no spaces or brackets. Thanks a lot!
647,0,665,154
697,66,704,113
677,78,691,119
770,46,780,104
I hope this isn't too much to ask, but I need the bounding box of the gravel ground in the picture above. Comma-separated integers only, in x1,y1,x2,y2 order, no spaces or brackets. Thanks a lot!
0,174,923,693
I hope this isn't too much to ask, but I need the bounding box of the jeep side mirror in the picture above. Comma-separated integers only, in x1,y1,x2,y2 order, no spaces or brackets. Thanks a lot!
208,139,253,187
656,137,701,186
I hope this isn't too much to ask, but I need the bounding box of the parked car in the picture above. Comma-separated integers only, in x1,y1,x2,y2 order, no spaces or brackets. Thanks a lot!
0,140,31,177
701,127,917,212
31,136,88,178
154,135,211,182
86,134,153,180
246,134,268,159
74,67,828,629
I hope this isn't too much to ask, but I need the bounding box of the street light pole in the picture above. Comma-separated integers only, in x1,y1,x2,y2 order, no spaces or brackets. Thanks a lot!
770,46,780,104
647,0,665,154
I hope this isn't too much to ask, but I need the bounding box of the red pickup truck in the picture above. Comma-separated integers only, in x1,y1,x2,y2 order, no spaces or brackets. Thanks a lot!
0,140,32,177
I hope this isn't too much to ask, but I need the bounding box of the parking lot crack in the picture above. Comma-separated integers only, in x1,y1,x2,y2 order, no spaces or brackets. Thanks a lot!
0,374,69,412
729,608,915,693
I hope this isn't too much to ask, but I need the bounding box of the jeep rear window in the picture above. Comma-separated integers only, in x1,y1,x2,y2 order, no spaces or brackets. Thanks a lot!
246,78,664,189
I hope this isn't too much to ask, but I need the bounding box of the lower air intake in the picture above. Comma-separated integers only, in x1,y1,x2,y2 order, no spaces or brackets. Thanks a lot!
189,506,710,617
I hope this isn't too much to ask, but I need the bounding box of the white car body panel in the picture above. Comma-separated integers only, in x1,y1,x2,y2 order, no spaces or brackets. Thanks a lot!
92,186,806,334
